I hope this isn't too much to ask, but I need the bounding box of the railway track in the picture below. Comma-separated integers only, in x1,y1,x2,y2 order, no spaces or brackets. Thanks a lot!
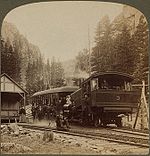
111,128,149,138
18,123,149,148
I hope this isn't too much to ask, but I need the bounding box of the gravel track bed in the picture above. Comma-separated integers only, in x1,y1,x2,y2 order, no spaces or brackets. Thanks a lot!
2,122,149,154
70,128,149,145
19,123,149,146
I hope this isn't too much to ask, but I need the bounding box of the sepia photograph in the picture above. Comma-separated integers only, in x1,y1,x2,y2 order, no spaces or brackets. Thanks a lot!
1,1,149,155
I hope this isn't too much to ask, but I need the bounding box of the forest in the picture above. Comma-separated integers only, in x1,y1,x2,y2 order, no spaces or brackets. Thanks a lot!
1,11,149,97
75,14,148,84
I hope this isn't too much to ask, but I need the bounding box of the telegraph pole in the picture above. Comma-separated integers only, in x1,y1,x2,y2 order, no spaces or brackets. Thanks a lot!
88,25,91,76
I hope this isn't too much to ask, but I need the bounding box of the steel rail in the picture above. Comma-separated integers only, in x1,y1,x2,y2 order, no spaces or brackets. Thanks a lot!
111,128,149,137
18,123,149,148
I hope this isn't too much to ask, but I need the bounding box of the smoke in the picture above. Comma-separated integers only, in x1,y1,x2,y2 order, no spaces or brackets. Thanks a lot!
74,69,89,79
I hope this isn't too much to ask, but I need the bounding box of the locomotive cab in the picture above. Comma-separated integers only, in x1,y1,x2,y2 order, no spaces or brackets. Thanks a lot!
91,76,132,91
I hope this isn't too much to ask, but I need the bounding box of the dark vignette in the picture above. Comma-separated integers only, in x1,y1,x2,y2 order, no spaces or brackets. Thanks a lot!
0,0,149,156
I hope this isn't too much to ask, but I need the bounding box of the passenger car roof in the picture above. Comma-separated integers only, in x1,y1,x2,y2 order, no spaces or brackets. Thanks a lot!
32,86,79,97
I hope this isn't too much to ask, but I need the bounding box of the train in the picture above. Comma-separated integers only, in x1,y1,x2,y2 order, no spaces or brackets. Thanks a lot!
30,71,140,128
70,71,141,127
1,72,141,126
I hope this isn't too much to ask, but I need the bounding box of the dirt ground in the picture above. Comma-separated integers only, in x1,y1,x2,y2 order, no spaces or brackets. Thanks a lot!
1,124,149,155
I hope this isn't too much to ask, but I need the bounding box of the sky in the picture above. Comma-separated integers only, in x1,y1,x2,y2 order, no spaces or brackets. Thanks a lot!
4,1,123,61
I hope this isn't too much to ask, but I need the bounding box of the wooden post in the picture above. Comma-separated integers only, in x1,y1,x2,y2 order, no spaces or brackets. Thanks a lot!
140,105,144,130
141,81,144,130
24,93,26,109
24,93,26,123
127,114,129,122
88,25,91,76
133,100,141,129
131,112,132,121
8,111,10,123
141,80,149,129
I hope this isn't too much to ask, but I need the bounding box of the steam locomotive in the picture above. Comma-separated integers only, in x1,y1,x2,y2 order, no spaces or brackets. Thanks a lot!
70,71,140,127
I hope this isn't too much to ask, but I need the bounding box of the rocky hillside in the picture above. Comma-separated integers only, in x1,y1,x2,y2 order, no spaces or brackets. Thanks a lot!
2,21,40,62
1,21,41,87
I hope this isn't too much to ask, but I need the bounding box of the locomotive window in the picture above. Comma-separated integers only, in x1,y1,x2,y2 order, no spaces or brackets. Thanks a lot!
97,78,131,91
91,78,99,91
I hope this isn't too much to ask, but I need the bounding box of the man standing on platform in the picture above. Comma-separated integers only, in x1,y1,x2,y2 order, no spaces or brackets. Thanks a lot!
19,106,26,123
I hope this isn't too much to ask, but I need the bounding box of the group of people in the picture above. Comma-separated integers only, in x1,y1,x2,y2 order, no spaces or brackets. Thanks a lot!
19,93,92,128
31,104,55,121
31,95,73,129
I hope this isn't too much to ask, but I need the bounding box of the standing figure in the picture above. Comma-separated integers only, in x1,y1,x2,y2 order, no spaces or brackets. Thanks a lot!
38,106,43,121
61,97,66,108
19,106,26,123
42,104,47,119
56,98,62,115
62,95,72,128
56,111,64,129
83,94,91,113
63,95,72,120
34,105,39,120
47,104,52,120
31,105,36,121
82,93,91,124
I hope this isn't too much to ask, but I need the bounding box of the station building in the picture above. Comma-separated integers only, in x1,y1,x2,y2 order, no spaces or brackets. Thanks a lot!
1,73,27,122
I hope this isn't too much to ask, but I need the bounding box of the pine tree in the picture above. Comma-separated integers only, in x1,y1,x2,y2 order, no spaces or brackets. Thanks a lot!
91,15,112,73
55,61,65,87
133,15,149,83
1,39,21,83
1,39,7,74
45,58,51,89
26,62,33,94
112,25,135,74
50,57,65,88
90,46,100,73
75,48,90,74
50,57,56,88
12,40,21,84
35,55,45,91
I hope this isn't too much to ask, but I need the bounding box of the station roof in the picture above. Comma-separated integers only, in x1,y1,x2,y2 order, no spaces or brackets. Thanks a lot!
32,86,79,97
1,73,27,94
